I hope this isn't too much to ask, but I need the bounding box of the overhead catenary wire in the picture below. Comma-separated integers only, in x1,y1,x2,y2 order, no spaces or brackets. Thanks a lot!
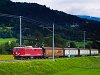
0,13,51,26
0,13,19,18
22,16,51,26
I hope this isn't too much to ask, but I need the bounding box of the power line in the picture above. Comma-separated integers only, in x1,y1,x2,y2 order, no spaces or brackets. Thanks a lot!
0,13,19,18
0,13,51,26
22,16,51,26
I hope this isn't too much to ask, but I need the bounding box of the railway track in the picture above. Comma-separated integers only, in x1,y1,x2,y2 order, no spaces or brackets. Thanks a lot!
0,60,17,62
0,58,53,63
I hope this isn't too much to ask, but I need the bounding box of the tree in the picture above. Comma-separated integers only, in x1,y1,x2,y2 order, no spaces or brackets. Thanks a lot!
0,26,13,38
44,34,66,47
55,34,66,47
44,35,52,47
0,41,17,55
22,31,44,47
34,30,44,47
70,42,77,48
85,42,93,48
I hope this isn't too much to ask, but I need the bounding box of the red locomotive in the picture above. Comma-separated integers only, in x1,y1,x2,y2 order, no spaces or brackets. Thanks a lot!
13,46,44,59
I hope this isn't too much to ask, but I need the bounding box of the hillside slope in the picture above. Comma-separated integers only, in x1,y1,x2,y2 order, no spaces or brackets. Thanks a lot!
0,0,100,41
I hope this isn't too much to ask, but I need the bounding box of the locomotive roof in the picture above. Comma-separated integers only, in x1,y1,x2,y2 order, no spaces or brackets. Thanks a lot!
14,47,42,49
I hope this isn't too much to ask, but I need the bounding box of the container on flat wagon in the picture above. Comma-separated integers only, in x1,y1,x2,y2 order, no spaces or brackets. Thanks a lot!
64,48,78,57
79,48,90,55
91,49,99,55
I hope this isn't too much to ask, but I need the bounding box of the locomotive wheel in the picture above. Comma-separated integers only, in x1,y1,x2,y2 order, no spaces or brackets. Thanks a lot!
30,56,34,59
14,56,20,60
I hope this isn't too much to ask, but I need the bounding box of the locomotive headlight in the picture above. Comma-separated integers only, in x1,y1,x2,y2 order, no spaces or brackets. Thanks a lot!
16,52,17,54
15,52,20,55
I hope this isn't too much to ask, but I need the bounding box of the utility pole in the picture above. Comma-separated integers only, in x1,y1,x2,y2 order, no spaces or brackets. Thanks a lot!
19,16,22,46
39,23,55,61
68,24,71,58
84,31,86,49
52,23,55,61
68,42,70,58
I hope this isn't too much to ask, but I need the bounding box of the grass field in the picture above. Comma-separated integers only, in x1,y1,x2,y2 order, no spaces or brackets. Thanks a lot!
0,56,100,75
0,55,14,60
0,38,16,45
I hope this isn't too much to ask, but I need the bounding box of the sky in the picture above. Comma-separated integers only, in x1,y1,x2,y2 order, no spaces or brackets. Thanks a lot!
11,0,100,17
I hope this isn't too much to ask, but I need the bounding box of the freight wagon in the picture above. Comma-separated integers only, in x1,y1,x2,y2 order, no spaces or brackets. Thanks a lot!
90,49,99,55
79,48,90,56
43,47,63,58
64,48,78,57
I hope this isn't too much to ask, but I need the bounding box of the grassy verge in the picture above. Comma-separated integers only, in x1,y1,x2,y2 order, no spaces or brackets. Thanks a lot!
0,55,14,60
0,57,100,75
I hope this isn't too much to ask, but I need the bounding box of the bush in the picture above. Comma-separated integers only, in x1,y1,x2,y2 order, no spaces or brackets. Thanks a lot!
70,42,77,48
0,41,17,54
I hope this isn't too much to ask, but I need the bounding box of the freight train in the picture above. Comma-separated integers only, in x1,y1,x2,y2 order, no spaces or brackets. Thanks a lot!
13,46,99,59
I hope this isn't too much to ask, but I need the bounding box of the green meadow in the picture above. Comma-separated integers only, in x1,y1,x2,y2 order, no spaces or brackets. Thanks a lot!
0,57,100,75
0,38,16,45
